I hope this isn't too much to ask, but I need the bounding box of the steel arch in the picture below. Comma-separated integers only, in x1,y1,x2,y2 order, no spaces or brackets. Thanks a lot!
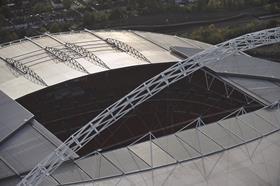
18,27,280,186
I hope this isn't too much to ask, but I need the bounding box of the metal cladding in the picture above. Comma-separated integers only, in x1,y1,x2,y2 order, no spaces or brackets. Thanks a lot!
0,90,77,185
17,27,280,186
0,91,33,142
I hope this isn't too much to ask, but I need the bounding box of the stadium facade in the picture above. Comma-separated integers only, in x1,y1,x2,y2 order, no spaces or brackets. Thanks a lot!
0,29,280,186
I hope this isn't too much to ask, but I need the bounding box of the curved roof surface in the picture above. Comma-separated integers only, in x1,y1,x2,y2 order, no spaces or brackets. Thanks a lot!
0,30,209,99
1,30,279,103
1,30,280,186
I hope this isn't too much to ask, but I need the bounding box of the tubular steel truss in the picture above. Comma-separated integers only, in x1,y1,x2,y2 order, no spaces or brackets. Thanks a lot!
84,29,150,63
44,33,110,70
202,69,258,104
106,38,151,63
1,57,47,86
65,42,110,69
45,47,89,74
18,27,280,186
25,36,89,74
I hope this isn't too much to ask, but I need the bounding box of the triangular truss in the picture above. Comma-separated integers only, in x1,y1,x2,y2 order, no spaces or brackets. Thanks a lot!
0,57,47,86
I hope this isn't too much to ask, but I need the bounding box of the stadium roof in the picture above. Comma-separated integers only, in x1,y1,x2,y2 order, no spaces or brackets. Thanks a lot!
0,29,280,186
0,30,279,104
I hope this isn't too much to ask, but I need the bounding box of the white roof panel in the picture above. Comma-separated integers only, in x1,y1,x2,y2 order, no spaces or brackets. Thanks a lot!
208,54,280,80
133,31,203,50
75,58,106,74
31,37,61,48
0,59,16,84
0,77,43,99
96,31,178,54
54,32,99,43
226,76,280,104
30,59,86,86
179,37,212,49
0,41,41,58
98,52,147,69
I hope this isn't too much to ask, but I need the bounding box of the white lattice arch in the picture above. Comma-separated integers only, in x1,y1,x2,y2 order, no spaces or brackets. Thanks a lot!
18,27,280,186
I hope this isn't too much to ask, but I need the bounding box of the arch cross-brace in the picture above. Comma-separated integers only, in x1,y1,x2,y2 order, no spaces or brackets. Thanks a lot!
18,27,280,186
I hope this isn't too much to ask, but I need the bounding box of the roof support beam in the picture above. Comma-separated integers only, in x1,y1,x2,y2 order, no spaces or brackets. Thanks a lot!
84,29,150,63
25,36,89,74
45,47,89,74
201,69,262,105
105,38,151,63
43,33,64,44
84,29,105,41
44,33,110,69
65,42,110,69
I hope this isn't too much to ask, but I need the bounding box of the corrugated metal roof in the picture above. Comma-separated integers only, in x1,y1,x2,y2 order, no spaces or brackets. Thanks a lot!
170,46,203,58
208,54,280,80
170,45,280,81
0,91,78,183
133,31,212,50
224,76,280,104
0,91,33,143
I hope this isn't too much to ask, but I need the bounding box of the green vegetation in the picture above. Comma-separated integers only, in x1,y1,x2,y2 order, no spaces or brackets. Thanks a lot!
248,44,280,62
264,2,280,13
180,19,280,61
83,10,110,27
0,30,18,41
80,0,280,25
49,22,62,33
0,0,279,44
62,0,73,9
183,19,280,44
31,2,52,14
206,0,270,10
120,0,279,15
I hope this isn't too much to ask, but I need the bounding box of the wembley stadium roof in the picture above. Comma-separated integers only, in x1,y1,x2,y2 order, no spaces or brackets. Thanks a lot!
0,30,210,99
0,30,279,104
0,29,280,186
